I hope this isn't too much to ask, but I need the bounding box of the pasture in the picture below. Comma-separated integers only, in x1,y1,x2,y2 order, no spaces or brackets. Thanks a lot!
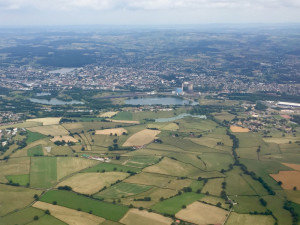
226,212,275,225
175,201,228,225
40,190,128,221
30,157,57,188
27,145,44,156
113,111,133,120
123,129,160,146
28,125,69,136
5,174,29,186
230,196,267,213
201,178,224,196
122,155,161,168
0,184,42,216
27,117,61,125
33,201,105,225
26,130,47,144
56,172,129,195
0,207,45,225
95,128,127,136
96,182,152,199
26,214,67,225
83,162,141,173
151,192,204,215
120,209,172,225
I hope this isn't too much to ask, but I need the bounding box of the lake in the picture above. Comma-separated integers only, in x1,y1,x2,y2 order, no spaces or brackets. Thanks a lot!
155,113,206,122
125,97,198,106
29,98,83,105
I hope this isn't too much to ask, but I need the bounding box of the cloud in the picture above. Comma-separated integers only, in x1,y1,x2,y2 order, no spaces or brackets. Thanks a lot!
0,0,300,11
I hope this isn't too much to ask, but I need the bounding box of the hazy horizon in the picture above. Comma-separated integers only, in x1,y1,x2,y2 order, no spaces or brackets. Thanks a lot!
0,0,300,26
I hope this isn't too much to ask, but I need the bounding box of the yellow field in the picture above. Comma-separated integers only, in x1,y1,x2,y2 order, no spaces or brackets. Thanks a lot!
226,212,274,225
0,184,42,216
110,119,140,124
99,111,119,118
56,172,129,194
120,209,172,225
143,157,200,177
50,135,78,143
28,125,69,136
123,129,161,146
56,157,99,180
0,157,30,182
33,201,105,225
95,128,127,136
175,201,227,225
230,126,249,133
27,117,61,125
270,171,300,190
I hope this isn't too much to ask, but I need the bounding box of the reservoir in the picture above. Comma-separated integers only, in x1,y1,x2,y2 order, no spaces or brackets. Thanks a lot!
29,98,83,105
125,97,198,106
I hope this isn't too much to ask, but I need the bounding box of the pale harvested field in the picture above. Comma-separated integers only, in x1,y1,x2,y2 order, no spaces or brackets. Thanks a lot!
282,163,300,171
226,212,274,225
143,157,200,177
95,128,127,136
230,126,249,133
56,172,129,195
120,209,172,225
99,111,119,118
33,201,105,225
110,119,140,124
0,157,30,182
28,125,69,136
56,157,99,180
27,117,61,125
50,135,78,143
0,184,42,216
123,129,161,146
175,202,227,225
270,171,300,190
62,123,84,130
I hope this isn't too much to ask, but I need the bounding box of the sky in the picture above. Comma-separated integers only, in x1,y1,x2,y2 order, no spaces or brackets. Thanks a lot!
0,0,300,26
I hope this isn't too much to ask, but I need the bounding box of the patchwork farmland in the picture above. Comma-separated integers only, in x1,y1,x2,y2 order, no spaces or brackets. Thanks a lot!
1,106,299,225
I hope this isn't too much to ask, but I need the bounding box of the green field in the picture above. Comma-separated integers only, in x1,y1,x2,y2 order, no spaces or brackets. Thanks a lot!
200,152,233,171
113,112,133,120
1,207,47,225
83,162,141,173
40,190,128,221
27,145,44,157
123,156,160,168
27,214,67,225
30,157,57,188
230,196,267,213
95,182,152,199
151,192,204,215
26,131,47,144
5,174,29,186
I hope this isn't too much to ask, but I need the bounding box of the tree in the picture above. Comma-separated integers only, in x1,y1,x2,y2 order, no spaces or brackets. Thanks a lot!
45,210,50,215
33,216,39,220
